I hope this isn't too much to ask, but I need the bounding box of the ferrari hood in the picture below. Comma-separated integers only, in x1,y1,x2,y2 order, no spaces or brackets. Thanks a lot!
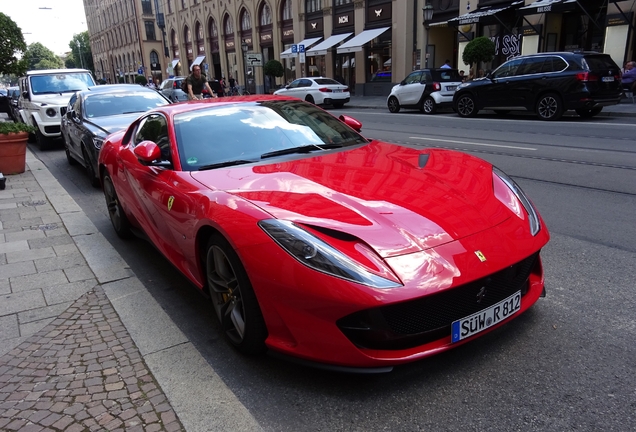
191,142,512,258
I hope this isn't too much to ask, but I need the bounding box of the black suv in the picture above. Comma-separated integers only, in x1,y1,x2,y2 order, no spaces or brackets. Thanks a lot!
453,52,622,120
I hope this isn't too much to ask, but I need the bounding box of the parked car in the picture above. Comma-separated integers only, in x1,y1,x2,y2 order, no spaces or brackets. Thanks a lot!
159,76,188,102
273,77,350,108
18,69,97,149
387,68,463,114
61,84,171,187
0,88,9,116
453,51,623,120
97,95,549,372
6,86,21,121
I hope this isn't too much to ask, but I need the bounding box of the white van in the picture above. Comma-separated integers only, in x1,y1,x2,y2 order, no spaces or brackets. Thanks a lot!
19,69,96,149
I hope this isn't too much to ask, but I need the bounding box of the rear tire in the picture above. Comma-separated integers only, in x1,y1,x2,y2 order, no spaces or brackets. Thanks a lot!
305,95,315,104
206,234,267,355
536,93,563,121
387,96,400,113
422,96,437,114
455,94,478,118
102,172,132,239
575,107,602,118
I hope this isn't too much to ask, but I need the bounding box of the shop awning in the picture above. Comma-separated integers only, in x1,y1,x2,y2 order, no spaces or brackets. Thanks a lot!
280,37,322,59
191,55,205,69
517,0,577,16
448,2,522,27
306,33,352,56
337,27,391,54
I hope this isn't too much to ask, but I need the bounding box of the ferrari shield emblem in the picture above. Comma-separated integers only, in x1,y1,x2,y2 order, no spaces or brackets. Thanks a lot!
167,196,175,211
474,251,487,262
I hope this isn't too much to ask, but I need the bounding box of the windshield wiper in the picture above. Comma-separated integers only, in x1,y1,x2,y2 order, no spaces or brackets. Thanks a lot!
261,143,343,159
198,159,256,170
122,110,146,114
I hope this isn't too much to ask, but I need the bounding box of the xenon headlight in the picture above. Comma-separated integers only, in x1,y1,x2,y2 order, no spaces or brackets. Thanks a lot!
258,219,401,289
493,167,541,236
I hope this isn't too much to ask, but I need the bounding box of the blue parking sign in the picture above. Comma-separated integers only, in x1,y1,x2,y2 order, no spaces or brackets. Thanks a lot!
291,44,298,54
299,44,305,53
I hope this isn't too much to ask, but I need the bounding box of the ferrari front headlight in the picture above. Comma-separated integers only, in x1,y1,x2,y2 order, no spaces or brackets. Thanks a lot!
493,167,541,236
258,219,401,289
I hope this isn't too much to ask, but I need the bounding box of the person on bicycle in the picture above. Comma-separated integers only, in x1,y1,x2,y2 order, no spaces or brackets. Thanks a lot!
186,65,216,100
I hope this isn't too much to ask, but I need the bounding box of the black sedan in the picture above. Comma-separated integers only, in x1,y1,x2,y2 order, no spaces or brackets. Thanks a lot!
61,84,171,186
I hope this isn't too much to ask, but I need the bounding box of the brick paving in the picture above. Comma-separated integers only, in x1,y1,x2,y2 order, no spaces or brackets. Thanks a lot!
0,287,185,432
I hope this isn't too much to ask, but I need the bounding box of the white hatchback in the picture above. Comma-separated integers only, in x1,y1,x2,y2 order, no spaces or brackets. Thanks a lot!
274,77,350,108
387,68,462,114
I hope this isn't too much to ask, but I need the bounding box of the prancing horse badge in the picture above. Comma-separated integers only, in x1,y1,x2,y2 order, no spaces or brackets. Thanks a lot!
474,251,487,262
167,196,175,211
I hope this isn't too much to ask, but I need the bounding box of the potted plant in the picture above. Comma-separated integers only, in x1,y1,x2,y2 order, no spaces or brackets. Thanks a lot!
0,122,36,175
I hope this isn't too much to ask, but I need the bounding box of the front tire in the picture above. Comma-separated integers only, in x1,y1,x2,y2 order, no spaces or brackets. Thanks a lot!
206,234,267,355
422,96,437,114
455,93,478,118
387,96,400,113
82,145,100,188
102,173,132,239
63,135,77,166
35,128,52,150
536,93,563,120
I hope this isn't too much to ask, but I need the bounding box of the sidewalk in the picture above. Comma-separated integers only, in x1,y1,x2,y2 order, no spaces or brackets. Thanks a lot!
0,112,262,431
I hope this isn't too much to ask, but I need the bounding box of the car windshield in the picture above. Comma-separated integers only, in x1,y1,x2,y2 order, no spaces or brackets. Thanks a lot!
174,100,368,171
30,73,95,95
84,92,169,118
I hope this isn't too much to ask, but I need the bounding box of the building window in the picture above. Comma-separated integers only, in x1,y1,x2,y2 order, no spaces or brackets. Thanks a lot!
335,0,351,4
241,10,251,31
141,0,152,15
282,0,292,21
145,21,156,41
150,50,159,64
168,0,173,13
306,0,322,14
261,4,272,26
182,0,187,9
225,16,234,36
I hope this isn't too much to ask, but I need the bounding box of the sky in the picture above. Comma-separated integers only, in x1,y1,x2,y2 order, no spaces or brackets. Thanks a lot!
0,0,88,56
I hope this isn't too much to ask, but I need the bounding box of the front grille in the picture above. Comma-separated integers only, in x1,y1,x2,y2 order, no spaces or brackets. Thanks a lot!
337,252,539,350
44,125,61,134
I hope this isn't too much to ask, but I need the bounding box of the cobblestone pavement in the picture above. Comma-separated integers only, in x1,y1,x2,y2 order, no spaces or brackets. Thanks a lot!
0,287,185,432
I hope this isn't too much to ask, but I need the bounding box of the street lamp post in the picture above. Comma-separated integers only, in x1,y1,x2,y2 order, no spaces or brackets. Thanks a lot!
422,2,434,68
76,41,85,69
241,40,248,94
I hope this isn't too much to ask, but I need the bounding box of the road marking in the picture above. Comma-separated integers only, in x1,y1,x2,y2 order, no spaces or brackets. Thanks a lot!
408,136,537,151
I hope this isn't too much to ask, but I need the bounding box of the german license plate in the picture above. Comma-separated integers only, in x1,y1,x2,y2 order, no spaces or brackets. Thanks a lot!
602,76,614,82
451,291,521,343
333,89,342,93
447,85,457,91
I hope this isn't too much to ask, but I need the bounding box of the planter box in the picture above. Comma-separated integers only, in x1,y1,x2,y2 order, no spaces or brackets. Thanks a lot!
0,131,29,174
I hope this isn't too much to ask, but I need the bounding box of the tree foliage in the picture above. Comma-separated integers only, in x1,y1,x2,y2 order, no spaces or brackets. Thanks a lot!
462,36,496,67
263,59,284,78
0,12,27,76
23,42,64,70
135,75,147,85
68,32,94,73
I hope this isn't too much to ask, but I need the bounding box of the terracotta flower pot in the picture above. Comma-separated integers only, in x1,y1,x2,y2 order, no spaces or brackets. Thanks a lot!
0,131,29,175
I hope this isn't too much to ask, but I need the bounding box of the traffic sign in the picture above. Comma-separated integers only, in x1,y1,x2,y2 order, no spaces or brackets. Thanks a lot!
299,53,306,64
138,67,143,75
204,63,209,71
291,44,298,54
245,53,263,67
299,44,305,53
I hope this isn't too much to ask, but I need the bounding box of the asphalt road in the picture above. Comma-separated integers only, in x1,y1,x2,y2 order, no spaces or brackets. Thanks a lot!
32,111,636,432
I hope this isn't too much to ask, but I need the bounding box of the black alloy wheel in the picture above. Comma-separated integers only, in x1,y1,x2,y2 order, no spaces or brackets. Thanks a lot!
455,94,478,118
305,95,315,104
422,96,437,114
102,173,132,239
536,93,563,120
82,145,100,188
35,127,52,150
387,96,401,113
206,234,267,355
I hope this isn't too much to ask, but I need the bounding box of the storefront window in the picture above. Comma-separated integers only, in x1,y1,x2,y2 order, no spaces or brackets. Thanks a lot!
367,34,391,82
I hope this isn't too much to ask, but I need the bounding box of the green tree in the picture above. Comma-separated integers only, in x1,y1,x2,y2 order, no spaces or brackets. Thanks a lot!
68,32,94,73
135,75,147,85
263,59,284,91
23,42,63,70
0,12,27,76
462,36,496,69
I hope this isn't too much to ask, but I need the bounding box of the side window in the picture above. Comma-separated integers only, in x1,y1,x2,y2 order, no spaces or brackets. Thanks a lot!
516,57,545,76
288,79,301,88
73,95,82,118
299,79,312,87
134,114,171,161
67,94,77,113
424,71,433,82
404,71,422,85
493,58,523,79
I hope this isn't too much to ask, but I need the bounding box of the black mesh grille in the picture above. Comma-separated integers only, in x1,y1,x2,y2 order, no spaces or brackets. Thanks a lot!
337,252,539,350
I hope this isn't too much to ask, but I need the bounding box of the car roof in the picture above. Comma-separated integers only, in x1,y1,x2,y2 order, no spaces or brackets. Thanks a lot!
86,84,153,92
25,68,92,75
148,94,299,117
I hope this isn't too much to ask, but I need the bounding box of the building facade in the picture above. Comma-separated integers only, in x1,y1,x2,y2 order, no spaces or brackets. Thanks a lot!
84,0,636,95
